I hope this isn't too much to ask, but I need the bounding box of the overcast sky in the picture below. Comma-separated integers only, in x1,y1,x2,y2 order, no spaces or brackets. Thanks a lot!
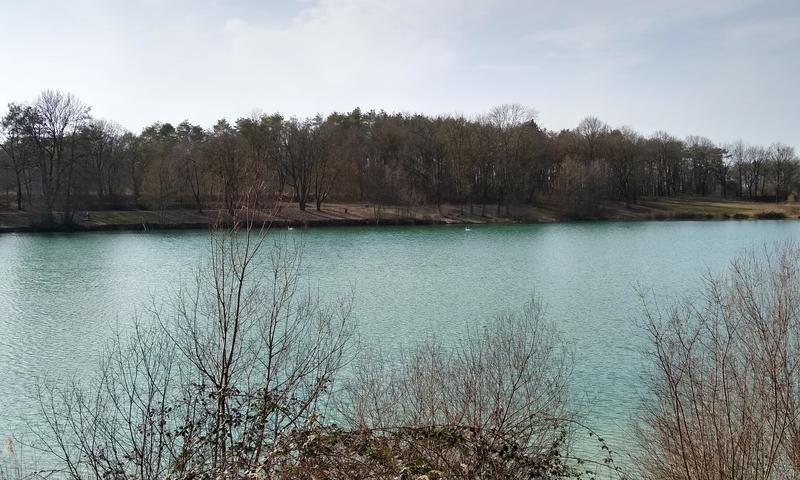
0,0,797,147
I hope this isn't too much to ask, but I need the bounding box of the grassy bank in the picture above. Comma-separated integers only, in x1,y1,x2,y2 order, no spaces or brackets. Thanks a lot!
1,198,798,233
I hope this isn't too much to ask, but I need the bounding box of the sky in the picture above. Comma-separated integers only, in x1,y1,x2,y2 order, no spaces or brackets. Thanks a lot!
0,0,798,148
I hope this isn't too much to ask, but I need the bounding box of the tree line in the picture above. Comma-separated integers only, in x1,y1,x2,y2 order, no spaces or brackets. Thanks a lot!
2,90,798,224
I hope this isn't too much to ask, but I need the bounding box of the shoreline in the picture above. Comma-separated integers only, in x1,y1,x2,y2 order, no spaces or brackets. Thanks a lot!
0,216,457,234
1,198,797,234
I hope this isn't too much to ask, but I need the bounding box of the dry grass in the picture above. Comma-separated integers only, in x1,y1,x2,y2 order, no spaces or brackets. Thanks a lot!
1,198,798,232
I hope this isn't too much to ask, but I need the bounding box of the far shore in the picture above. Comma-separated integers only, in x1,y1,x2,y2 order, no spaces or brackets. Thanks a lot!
1,198,798,234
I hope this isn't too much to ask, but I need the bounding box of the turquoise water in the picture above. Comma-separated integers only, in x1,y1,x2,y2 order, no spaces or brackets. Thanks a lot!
1,221,799,461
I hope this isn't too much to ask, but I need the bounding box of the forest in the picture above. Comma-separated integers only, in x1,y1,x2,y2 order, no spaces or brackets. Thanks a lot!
1,90,798,225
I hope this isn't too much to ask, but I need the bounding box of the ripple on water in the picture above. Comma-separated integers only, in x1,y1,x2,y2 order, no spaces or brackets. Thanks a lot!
1,221,799,460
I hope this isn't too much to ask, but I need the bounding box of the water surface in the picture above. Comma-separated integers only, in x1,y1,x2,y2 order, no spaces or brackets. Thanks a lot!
1,220,798,460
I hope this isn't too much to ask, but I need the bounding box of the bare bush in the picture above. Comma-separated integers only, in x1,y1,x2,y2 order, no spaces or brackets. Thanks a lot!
24,287,618,478
338,297,584,478
26,215,356,479
638,244,800,480
30,321,178,479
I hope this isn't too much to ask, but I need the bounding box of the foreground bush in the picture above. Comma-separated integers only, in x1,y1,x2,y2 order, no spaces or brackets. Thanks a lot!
638,244,800,479
19,218,618,479
336,298,591,479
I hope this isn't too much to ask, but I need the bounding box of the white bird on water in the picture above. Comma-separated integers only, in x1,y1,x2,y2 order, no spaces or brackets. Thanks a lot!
464,226,471,232
287,225,294,231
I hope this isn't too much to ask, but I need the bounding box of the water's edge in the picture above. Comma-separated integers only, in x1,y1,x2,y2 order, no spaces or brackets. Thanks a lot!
0,212,792,234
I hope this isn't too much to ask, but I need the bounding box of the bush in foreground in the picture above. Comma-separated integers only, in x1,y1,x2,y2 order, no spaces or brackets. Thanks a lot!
17,217,620,479
639,243,800,479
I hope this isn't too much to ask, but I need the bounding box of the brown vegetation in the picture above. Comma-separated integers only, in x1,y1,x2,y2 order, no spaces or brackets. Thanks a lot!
2,91,798,229
638,244,800,479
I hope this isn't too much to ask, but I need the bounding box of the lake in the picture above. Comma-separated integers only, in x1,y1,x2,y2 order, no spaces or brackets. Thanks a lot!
2,220,799,464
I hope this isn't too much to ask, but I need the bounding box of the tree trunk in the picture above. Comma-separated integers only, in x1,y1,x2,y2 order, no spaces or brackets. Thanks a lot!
15,172,23,210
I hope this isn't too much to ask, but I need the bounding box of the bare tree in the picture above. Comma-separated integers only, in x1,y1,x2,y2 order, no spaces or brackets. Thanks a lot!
728,140,747,197
685,136,724,197
27,211,356,478
487,104,539,215
140,123,180,215
207,119,249,215
746,145,769,198
311,120,342,211
26,90,91,223
81,119,124,201
237,113,283,207
119,131,146,204
648,132,685,197
175,121,208,211
768,143,797,201
281,117,331,211
638,244,800,480
607,127,643,205
488,103,538,131
576,116,608,163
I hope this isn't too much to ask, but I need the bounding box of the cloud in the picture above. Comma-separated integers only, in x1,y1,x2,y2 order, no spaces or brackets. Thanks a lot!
217,0,466,113
521,0,757,67
0,0,796,148
724,15,800,49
